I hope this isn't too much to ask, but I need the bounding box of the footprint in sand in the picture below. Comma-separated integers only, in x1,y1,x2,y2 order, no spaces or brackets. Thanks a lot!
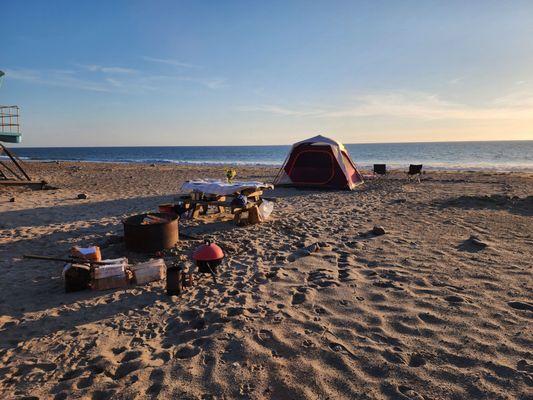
111,346,127,355
417,312,446,325
314,306,328,315
91,389,116,400
151,350,171,363
508,301,533,312
408,353,427,367
373,280,403,290
382,349,407,365
76,375,94,389
114,360,145,379
175,344,202,359
517,359,533,373
444,295,464,303
397,385,426,400
148,368,165,396
336,252,359,283
129,337,144,347
292,292,306,305
307,269,339,288
87,356,114,376
227,306,245,316
59,368,84,381
121,350,143,362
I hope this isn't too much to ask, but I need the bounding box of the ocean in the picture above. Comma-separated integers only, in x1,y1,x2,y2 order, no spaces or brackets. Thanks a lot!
7,140,533,171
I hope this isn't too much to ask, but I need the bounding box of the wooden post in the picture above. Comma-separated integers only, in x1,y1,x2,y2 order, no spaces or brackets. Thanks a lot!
0,144,32,181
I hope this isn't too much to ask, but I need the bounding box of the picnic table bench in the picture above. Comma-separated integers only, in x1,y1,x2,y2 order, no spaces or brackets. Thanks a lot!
176,180,274,223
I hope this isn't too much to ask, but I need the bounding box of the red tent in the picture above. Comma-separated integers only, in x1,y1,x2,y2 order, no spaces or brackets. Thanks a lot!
274,135,364,190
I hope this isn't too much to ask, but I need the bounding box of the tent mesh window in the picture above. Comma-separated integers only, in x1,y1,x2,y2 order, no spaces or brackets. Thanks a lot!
287,149,335,184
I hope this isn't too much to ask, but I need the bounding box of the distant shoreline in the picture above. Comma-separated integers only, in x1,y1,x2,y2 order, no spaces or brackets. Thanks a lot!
4,140,532,172
11,159,533,173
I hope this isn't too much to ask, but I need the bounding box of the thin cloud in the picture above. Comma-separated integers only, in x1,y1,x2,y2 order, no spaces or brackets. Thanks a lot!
77,64,137,74
492,92,533,108
240,91,533,121
142,56,199,69
236,104,324,117
105,78,124,88
145,74,227,90
6,68,114,92
6,65,226,93
178,77,226,89
448,77,463,85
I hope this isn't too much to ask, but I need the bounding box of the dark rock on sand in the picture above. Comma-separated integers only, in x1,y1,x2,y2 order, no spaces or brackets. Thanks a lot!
458,235,489,252
77,193,88,199
306,243,320,253
468,235,488,248
372,225,386,236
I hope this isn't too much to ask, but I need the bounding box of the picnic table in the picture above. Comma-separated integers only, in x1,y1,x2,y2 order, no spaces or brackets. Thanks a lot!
177,180,274,223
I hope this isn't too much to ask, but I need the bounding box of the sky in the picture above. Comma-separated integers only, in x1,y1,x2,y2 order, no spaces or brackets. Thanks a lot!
1,0,533,147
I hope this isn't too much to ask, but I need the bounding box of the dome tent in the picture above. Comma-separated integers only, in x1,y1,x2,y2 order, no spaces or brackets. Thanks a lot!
274,135,364,190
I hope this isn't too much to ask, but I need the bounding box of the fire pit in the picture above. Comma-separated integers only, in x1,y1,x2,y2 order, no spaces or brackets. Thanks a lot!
123,212,178,253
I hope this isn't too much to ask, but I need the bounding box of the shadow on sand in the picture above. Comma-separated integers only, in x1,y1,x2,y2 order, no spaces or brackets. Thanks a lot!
0,194,177,229
0,193,251,326
435,194,533,217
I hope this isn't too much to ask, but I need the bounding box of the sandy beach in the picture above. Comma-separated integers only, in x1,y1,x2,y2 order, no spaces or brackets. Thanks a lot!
0,161,532,399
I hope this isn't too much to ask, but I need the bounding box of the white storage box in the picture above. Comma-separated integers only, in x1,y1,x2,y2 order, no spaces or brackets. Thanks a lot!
130,259,166,285
94,264,126,279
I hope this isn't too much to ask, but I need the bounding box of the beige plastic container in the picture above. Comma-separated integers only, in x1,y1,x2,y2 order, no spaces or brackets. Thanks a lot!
71,246,102,262
130,259,166,285
92,258,129,290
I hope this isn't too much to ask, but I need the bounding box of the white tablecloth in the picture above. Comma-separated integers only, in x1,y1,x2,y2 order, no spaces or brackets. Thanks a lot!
181,179,274,196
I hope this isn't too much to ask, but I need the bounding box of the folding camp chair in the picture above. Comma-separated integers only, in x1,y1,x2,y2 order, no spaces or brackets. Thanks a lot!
373,164,387,178
407,164,423,182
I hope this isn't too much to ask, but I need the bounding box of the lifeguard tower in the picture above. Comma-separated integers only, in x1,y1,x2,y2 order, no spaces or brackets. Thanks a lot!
0,70,45,188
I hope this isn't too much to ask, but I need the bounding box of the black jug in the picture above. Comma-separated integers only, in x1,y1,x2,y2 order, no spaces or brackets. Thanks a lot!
65,264,91,293
166,264,183,296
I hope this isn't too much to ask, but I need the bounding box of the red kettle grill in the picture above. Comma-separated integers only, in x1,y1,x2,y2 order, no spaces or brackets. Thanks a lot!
193,240,225,280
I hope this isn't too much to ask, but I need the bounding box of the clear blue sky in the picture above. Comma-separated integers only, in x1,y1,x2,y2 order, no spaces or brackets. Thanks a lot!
2,0,533,147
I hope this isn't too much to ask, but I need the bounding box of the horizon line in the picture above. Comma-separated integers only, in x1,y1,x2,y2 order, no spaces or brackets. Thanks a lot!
11,138,533,149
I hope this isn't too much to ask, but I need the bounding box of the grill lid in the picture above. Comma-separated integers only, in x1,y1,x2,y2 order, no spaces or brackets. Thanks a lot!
193,240,224,261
